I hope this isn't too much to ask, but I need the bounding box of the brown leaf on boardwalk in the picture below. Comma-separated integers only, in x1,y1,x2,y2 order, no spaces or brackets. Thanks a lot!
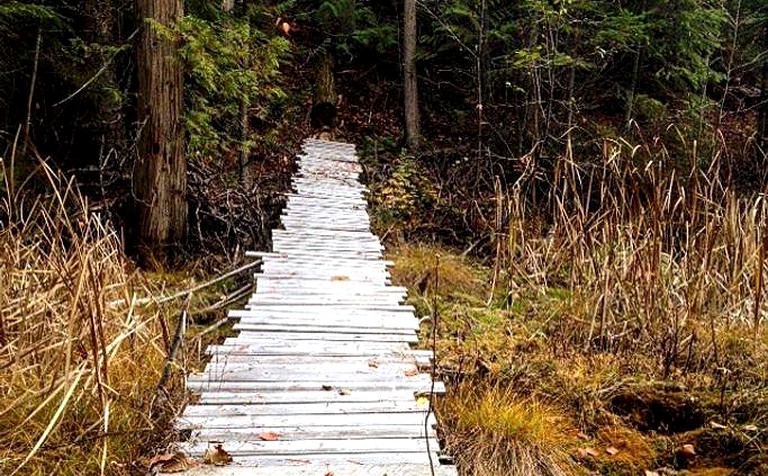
258,432,281,441
331,275,350,281
403,368,419,377
151,452,199,473
367,359,379,368
324,472,335,476
203,444,233,466
321,384,333,391
338,388,351,395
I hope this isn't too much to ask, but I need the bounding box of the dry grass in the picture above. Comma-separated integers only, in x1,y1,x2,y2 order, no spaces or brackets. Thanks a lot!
439,383,577,476
387,137,768,474
388,242,487,299
0,162,173,475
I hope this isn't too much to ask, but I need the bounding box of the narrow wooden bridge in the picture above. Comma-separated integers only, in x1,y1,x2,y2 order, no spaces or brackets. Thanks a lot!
177,139,458,475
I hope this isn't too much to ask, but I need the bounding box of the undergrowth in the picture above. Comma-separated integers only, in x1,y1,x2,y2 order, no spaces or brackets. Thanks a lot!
384,136,768,475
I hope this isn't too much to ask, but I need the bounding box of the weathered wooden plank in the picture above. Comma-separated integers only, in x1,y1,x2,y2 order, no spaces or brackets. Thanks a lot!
232,323,417,336
251,251,390,264
228,333,418,343
198,359,419,374
194,389,425,404
178,464,458,476
182,401,426,418
279,222,371,233
255,274,391,285
194,389,423,405
177,411,434,430
245,298,406,308
233,317,418,331
236,303,415,313
216,338,408,351
250,286,407,296
204,352,432,370
258,268,390,280
206,344,431,359
232,313,417,326
207,348,408,359
187,425,436,442
194,365,423,383
186,378,439,393
178,438,440,457
230,307,416,318
272,228,376,238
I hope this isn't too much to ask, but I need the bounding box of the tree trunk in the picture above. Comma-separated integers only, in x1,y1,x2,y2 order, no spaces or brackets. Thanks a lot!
403,0,420,150
314,48,336,104
83,0,126,178
758,16,768,156
134,0,186,267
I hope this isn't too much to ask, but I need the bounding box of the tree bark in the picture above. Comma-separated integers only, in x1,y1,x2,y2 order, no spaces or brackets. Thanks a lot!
134,0,186,267
758,16,768,155
403,0,420,150
314,48,336,104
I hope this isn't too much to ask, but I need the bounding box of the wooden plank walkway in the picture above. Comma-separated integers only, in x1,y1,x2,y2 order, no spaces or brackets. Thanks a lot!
176,139,458,476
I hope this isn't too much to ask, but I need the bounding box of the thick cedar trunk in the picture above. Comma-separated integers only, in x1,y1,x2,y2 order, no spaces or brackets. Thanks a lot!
403,0,420,150
134,0,186,267
314,49,336,104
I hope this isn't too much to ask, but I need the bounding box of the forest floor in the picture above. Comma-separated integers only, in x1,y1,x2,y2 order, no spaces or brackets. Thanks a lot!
386,241,768,476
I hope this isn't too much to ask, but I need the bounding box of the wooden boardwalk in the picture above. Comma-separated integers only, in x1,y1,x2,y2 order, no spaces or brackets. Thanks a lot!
177,139,458,475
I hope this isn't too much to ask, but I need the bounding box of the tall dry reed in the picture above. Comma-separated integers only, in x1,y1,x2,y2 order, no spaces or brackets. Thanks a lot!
0,160,168,475
493,137,768,379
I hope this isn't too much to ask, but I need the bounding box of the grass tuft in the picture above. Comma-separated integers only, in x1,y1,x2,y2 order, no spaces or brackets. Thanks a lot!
440,383,576,476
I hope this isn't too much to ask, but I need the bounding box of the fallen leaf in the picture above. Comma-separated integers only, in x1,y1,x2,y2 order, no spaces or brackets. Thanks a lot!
367,359,379,368
574,448,589,459
606,446,620,456
331,275,349,281
710,421,727,430
338,388,350,396
203,444,233,466
321,385,333,391
152,452,199,473
258,432,281,441
577,432,590,440
148,453,175,467
416,396,430,407
403,368,419,377
585,447,599,457
678,444,696,458
324,472,335,476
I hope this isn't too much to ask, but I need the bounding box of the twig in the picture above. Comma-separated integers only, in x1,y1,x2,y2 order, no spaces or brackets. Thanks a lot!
155,295,191,397
107,259,261,308
21,25,42,160
191,283,252,316
424,253,441,476
53,29,140,108
155,259,261,304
